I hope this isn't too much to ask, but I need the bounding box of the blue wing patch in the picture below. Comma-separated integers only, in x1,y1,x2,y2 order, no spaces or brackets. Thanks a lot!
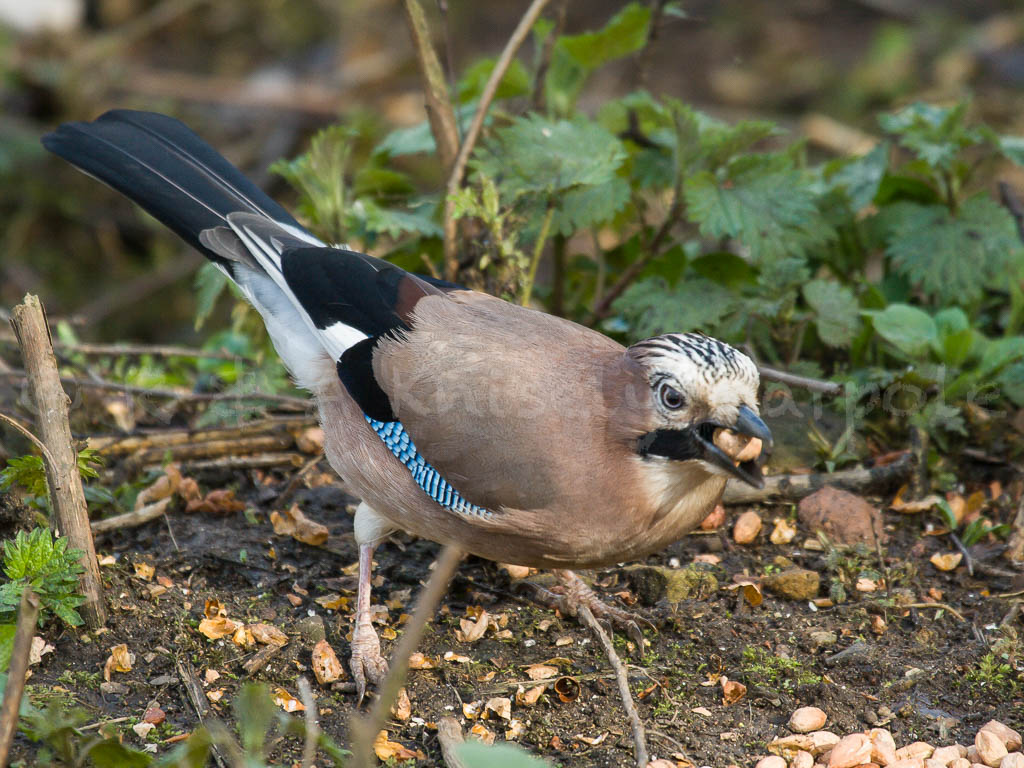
365,416,491,518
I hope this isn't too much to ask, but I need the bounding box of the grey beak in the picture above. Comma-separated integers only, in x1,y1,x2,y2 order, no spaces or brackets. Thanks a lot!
734,404,773,450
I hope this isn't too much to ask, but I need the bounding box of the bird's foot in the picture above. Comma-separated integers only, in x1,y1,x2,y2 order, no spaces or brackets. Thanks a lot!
350,619,389,705
527,569,653,656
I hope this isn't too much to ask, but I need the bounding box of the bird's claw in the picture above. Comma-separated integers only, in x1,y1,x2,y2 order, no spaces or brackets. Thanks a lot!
350,620,389,705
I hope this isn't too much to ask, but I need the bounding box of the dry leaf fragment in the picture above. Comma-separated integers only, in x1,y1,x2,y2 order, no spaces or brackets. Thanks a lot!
97,554,116,567
856,576,879,592
505,719,526,740
485,697,512,720
470,723,496,745
477,670,497,682
248,623,288,647
199,615,242,641
296,426,324,454
204,668,221,684
457,610,490,643
312,639,344,684
272,687,305,713
501,563,532,579
135,464,181,510
463,700,484,719
408,652,437,669
186,488,245,516
516,684,545,707
314,594,349,611
701,504,727,530
575,732,608,746
132,722,155,740
554,676,580,702
930,552,963,571
270,504,328,546
555,636,574,647
525,663,559,680
206,688,225,703
721,677,746,705
391,687,412,722
29,636,54,666
231,625,255,649
103,644,134,681
889,489,943,513
133,561,155,582
373,730,423,761
443,651,472,664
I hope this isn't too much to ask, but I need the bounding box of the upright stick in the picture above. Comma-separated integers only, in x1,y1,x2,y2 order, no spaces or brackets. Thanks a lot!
10,294,106,627
0,589,40,766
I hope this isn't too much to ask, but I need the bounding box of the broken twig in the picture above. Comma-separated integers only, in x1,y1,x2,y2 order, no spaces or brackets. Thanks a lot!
723,454,914,505
758,365,843,396
0,589,40,767
577,603,648,768
436,717,471,768
10,295,106,627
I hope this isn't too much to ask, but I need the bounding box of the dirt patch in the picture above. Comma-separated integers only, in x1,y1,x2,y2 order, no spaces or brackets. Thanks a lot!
6,461,1021,766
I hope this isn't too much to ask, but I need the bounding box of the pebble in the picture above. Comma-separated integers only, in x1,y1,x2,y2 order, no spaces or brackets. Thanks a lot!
791,751,814,768
294,615,326,644
828,734,872,768
789,707,828,733
896,743,935,762
868,728,898,765
932,746,966,765
983,723,1023,753
755,756,787,768
808,630,838,649
1001,755,1024,768
733,510,763,544
977,731,1008,768
765,568,821,601
950,760,971,768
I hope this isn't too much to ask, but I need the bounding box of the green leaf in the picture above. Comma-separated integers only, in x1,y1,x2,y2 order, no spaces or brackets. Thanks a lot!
932,307,973,367
884,196,1024,304
86,740,153,767
684,155,832,264
803,280,860,347
878,102,987,170
353,199,442,239
823,141,890,210
458,741,551,768
375,104,478,158
545,3,651,115
457,58,530,103
233,683,278,756
474,115,626,198
550,175,630,236
0,624,15,672
1000,135,1024,166
978,336,1024,377
0,455,47,498
690,251,757,288
614,277,737,339
996,361,1024,406
867,303,937,358
193,262,229,331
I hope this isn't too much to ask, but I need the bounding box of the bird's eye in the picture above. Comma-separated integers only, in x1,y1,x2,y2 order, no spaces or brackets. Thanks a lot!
658,383,685,410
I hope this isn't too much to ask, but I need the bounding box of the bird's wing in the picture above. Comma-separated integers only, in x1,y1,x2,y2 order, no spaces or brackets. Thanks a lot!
372,291,648,512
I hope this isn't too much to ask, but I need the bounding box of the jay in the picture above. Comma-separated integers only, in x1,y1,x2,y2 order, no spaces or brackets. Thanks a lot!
43,110,772,700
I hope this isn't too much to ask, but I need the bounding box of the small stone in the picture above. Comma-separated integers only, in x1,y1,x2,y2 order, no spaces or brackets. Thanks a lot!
933,747,965,766
868,728,897,766
977,731,1009,768
789,707,828,733
756,756,787,768
798,486,887,547
765,568,821,601
1000,755,1024,768
810,732,841,757
950,760,971,768
929,760,952,768
808,630,838,649
982,723,1023,753
294,616,326,644
734,510,763,544
829,734,872,768
99,681,129,695
887,761,925,768
769,734,814,757
792,751,814,768
895,743,935,762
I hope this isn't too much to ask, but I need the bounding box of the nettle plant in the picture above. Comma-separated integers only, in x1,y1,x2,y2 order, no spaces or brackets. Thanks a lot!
199,4,1024,464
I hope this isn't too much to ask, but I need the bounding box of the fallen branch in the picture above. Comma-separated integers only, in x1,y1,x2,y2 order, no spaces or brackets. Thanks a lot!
0,589,40,767
436,717,471,768
89,416,315,455
350,545,464,768
242,643,284,676
905,602,966,623
577,603,648,768
758,365,843,396
127,434,294,467
173,452,306,474
10,295,106,628
0,370,309,410
723,454,914,505
177,657,228,768
91,498,172,534
0,337,254,361
442,0,553,280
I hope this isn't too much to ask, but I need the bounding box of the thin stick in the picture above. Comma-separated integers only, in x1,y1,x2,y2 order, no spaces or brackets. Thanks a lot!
436,717,471,768
10,295,106,628
723,454,914,505
298,677,319,768
0,338,254,361
520,204,555,307
350,545,463,768
403,0,459,173
176,657,228,768
577,603,648,768
0,589,40,767
91,498,172,534
442,0,553,280
0,370,308,410
757,365,843,396
0,412,61,480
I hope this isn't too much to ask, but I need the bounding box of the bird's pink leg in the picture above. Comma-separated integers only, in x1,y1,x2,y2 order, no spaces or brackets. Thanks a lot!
539,569,653,651
350,542,388,703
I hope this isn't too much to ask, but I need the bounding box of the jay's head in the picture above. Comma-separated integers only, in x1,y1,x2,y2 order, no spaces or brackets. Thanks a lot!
626,333,772,489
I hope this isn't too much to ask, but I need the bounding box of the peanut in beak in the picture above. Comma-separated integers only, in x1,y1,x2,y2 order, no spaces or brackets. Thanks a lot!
712,428,764,464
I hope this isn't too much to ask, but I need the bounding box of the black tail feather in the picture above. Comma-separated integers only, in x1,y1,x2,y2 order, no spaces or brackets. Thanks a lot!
42,110,304,271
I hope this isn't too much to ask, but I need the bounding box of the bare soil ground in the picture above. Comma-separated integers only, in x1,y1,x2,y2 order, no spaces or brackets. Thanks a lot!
4,451,1020,766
